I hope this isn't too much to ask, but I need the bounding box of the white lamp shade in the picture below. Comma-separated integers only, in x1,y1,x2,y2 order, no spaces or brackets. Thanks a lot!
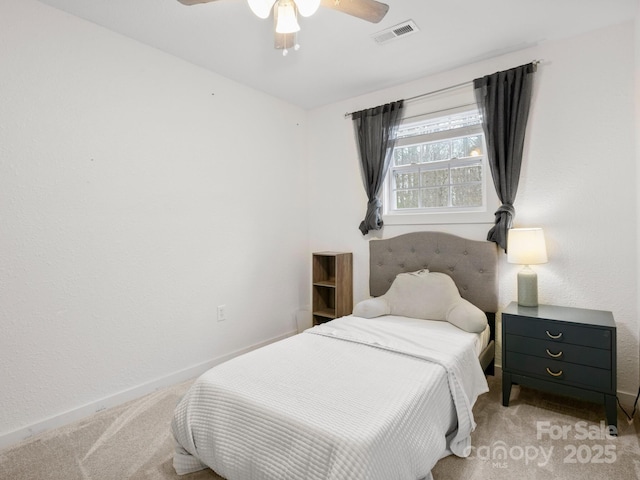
275,1,300,33
507,228,548,265
295,0,320,17
248,0,276,19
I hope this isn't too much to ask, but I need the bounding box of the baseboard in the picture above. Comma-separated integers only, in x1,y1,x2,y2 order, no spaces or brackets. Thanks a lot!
0,330,296,451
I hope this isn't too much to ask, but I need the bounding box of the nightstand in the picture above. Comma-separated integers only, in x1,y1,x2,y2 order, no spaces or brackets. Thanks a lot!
502,302,617,430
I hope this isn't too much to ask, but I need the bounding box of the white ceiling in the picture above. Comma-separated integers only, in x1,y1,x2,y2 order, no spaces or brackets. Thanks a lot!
37,0,637,109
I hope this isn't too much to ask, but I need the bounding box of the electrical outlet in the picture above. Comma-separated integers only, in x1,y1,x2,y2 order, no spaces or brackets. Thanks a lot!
217,305,226,322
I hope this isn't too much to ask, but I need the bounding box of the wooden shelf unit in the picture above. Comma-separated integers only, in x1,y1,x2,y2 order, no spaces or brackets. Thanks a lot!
312,252,353,326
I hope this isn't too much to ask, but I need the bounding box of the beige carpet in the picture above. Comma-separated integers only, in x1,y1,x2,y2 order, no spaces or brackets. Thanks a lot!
1,375,638,480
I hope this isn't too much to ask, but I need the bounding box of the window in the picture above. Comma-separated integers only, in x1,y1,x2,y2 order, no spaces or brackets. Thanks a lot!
384,109,491,221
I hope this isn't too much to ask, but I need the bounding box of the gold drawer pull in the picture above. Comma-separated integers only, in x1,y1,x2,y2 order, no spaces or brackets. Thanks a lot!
546,367,563,377
546,349,563,358
546,330,563,339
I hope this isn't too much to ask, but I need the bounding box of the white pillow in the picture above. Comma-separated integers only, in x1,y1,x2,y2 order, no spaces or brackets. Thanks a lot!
355,269,488,333
384,270,460,321
353,297,391,318
446,297,488,333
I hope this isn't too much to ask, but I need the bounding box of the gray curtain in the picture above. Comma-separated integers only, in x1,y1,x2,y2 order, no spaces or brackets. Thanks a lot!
474,63,536,251
352,100,404,235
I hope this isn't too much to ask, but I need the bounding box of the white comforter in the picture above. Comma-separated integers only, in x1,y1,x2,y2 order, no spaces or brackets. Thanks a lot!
172,315,489,480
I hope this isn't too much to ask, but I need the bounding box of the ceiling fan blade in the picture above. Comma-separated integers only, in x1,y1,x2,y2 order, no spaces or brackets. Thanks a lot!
177,0,221,5
320,0,389,23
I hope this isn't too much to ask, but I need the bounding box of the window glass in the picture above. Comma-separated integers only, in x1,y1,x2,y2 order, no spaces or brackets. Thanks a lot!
386,109,487,215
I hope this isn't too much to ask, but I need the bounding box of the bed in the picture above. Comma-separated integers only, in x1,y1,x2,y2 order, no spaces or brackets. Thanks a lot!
172,231,499,480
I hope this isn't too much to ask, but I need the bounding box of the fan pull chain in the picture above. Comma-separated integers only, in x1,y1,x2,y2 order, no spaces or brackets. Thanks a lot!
283,31,300,55
282,6,301,56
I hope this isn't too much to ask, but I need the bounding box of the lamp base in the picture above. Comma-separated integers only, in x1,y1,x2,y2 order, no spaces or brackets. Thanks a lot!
517,266,538,307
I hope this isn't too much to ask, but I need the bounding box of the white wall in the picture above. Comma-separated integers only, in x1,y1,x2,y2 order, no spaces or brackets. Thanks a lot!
0,1,308,446
308,22,639,402
636,3,640,389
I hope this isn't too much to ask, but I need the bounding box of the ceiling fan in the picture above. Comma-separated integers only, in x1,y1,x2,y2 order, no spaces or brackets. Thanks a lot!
177,0,390,55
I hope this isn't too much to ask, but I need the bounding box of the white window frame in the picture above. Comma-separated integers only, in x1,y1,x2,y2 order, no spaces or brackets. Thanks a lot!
382,105,498,226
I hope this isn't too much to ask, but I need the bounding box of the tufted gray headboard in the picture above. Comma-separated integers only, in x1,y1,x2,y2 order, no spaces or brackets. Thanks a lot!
369,231,499,313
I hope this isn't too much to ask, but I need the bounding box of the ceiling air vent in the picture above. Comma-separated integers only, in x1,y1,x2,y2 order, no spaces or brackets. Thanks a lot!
372,20,419,45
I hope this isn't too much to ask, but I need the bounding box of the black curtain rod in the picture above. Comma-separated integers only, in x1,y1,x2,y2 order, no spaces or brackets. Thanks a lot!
344,59,542,118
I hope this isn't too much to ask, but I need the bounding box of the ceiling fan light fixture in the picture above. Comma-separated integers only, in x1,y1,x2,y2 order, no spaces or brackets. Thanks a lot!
294,0,320,17
275,1,300,33
247,0,276,19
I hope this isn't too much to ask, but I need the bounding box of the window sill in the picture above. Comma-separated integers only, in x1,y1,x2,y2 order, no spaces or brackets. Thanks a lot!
382,209,495,226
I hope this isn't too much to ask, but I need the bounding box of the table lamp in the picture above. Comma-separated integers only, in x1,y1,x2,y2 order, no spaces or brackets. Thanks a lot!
507,228,548,307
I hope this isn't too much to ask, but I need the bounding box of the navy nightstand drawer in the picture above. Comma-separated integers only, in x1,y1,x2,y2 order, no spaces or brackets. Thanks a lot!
503,315,611,349
505,334,611,369
505,352,613,392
